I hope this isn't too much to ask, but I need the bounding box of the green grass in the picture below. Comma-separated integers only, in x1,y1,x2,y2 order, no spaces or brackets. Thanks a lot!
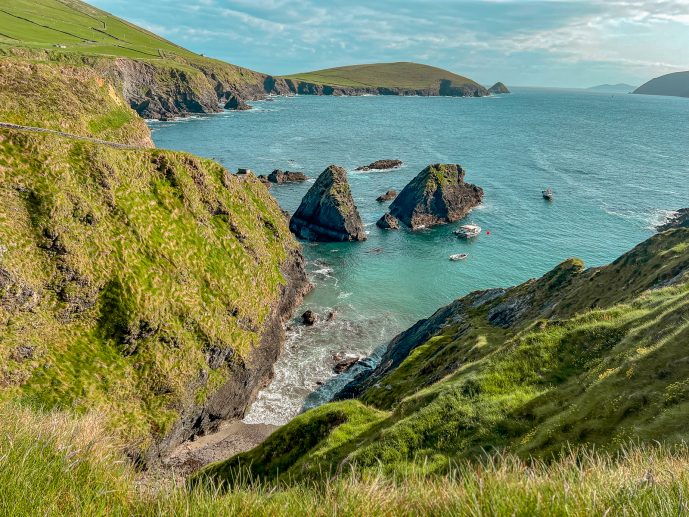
196,229,689,485
2,401,689,516
0,126,298,451
282,62,482,90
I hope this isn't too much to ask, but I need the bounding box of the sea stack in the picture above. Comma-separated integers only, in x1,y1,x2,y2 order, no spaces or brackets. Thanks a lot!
488,82,510,94
377,163,483,230
289,165,367,242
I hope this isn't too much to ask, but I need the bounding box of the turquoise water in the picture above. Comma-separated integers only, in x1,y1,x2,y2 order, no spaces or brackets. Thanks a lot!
150,89,689,424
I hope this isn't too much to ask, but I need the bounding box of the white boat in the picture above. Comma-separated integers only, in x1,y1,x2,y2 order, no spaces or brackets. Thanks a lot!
449,253,469,261
454,224,481,238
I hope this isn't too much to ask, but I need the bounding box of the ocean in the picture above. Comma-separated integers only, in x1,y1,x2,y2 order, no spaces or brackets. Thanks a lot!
150,88,689,425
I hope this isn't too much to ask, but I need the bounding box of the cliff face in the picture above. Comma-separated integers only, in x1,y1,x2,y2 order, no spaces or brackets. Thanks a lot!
0,59,310,462
268,78,489,97
196,228,689,487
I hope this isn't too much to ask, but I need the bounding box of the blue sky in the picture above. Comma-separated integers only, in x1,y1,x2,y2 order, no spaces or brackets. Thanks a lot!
90,0,689,88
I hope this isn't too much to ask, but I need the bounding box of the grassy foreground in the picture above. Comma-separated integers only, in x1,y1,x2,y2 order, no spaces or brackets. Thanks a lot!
283,62,482,90
1,402,688,516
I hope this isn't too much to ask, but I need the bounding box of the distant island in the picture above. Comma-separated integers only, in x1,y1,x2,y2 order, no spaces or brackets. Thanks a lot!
279,62,509,97
587,83,636,93
634,71,689,98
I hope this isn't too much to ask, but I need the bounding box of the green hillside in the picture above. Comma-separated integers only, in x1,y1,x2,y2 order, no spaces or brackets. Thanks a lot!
283,61,483,91
196,228,689,486
634,71,689,99
0,0,204,61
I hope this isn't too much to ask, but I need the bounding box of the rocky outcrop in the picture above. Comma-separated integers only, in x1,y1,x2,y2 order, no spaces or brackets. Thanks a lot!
268,170,307,184
356,160,402,172
488,82,510,94
270,79,490,98
289,165,367,242
302,309,317,326
151,248,311,464
657,209,689,232
376,190,397,202
378,164,483,230
376,212,400,230
225,95,251,111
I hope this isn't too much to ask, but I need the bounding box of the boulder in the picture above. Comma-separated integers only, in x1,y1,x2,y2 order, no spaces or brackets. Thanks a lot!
356,159,402,172
302,310,317,326
376,190,397,202
333,353,361,374
488,82,510,94
289,165,367,242
376,212,400,230
225,95,251,111
268,169,307,184
381,163,483,230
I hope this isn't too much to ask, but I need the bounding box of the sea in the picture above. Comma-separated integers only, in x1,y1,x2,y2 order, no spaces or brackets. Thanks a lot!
149,88,689,425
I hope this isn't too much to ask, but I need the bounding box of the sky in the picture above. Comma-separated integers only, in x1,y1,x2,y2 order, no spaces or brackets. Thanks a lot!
89,0,689,88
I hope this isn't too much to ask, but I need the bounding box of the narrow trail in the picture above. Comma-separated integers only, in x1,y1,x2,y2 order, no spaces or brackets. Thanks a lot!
0,122,144,149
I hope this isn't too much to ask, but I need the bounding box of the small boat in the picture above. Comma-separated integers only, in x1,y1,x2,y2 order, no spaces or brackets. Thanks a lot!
454,224,482,238
542,187,554,201
449,253,469,261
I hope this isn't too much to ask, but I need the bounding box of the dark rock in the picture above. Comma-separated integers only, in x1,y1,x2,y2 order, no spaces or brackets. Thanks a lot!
257,175,271,188
376,212,400,230
289,165,367,242
385,164,483,230
356,160,403,172
267,169,307,184
225,95,251,111
488,82,510,94
333,353,361,374
302,310,317,326
326,310,336,321
376,190,397,202
657,209,689,232
236,168,252,175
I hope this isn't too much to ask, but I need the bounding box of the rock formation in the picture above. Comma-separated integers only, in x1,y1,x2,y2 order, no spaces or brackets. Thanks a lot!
376,190,397,202
376,212,400,230
268,169,307,184
377,164,483,230
225,95,251,110
657,209,689,232
488,82,510,94
289,165,367,242
356,160,402,172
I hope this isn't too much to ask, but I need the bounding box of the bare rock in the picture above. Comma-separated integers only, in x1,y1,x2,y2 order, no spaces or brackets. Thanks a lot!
302,310,317,326
356,159,402,172
267,169,307,184
376,212,400,230
376,190,397,202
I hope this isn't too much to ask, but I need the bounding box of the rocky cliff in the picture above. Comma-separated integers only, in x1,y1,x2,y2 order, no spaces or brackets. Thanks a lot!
289,165,367,242
378,163,484,230
196,227,689,487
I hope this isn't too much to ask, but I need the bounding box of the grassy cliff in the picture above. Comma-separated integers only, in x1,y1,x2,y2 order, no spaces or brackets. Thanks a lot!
0,0,273,118
196,228,689,485
0,56,307,458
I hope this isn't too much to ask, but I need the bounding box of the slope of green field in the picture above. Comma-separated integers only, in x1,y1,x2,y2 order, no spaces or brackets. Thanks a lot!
634,71,689,99
0,0,199,60
283,62,482,90
196,228,689,486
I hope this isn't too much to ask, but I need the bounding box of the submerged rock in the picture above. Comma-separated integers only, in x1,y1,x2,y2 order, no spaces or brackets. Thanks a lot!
289,165,367,242
225,95,251,111
356,159,403,172
267,169,307,184
381,163,483,230
376,213,400,230
376,190,397,202
488,82,510,94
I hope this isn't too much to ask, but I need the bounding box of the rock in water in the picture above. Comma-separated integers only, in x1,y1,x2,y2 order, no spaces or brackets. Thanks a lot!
302,310,317,326
267,169,307,184
376,190,397,202
289,165,367,242
657,209,689,232
356,159,403,171
380,163,483,230
488,82,510,94
225,95,251,111
376,212,400,230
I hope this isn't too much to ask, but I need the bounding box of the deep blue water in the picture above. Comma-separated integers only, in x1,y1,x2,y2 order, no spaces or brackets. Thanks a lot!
150,89,689,424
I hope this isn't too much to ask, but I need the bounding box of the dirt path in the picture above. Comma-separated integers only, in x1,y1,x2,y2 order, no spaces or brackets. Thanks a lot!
0,122,142,149
160,420,278,476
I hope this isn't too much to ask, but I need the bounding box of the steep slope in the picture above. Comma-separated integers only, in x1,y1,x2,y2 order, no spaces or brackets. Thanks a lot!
0,58,309,462
0,0,283,119
196,228,689,486
634,71,689,99
281,62,495,97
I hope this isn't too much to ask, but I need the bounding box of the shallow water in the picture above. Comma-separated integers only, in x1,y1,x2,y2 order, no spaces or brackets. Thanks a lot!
150,89,689,425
